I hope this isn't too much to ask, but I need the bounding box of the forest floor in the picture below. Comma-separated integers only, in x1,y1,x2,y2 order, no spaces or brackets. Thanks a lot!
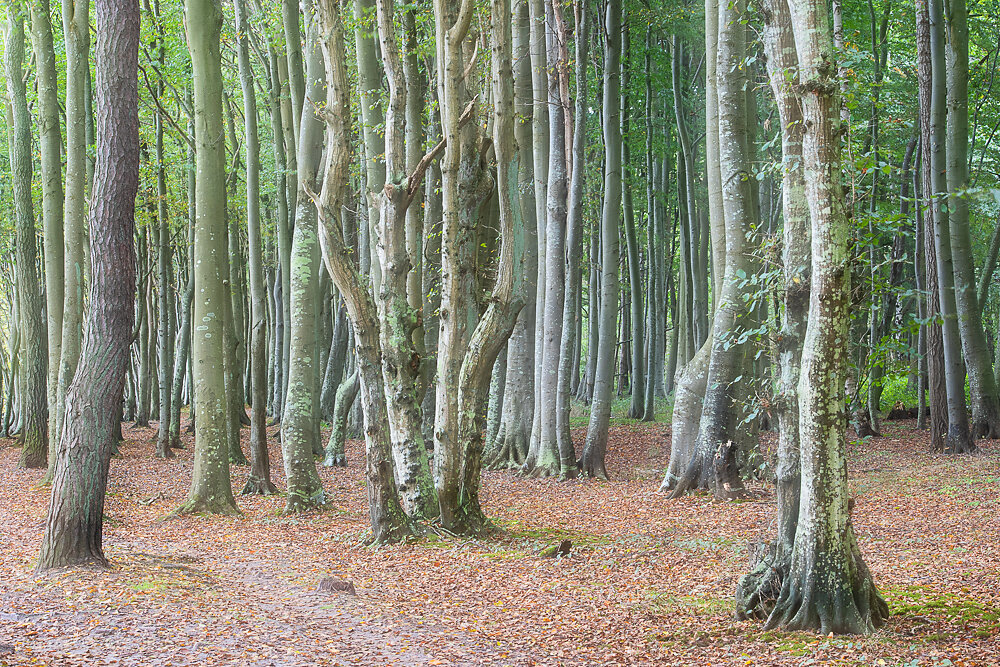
1,414,998,667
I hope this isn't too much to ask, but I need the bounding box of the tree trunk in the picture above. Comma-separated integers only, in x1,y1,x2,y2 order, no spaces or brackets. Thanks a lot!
737,0,808,618
314,0,411,543
29,0,64,453
557,0,590,463
525,0,569,477
579,0,621,480
171,0,240,517
153,12,174,457
281,1,326,513
3,8,48,469
236,0,277,496
944,0,999,439
766,0,889,632
669,0,756,500
916,2,948,451
927,0,974,453
36,0,139,570
489,0,537,469
55,0,91,459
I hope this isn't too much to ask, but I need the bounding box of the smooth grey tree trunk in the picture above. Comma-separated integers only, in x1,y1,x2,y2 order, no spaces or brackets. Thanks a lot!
236,0,277,496
29,0,64,454
489,0,537,469
928,0,974,453
579,0,622,480
172,0,240,517
4,8,48,469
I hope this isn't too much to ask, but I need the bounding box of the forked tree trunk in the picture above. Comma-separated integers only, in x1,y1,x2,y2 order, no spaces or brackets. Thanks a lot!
315,0,411,543
448,0,527,532
372,0,438,519
766,0,889,633
37,0,139,570
736,0,808,618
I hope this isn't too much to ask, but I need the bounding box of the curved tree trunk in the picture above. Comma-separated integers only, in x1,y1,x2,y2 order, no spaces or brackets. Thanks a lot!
36,0,139,570
372,0,438,519
315,0,412,543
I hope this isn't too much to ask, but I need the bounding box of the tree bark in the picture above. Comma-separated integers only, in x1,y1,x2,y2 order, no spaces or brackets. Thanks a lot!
29,0,64,453
236,0,277,495
927,0,974,453
54,0,91,459
314,0,412,543
944,0,1000,439
281,0,327,513
171,0,240,517
737,0,808,618
3,6,48,469
37,0,139,570
489,0,537,469
579,0,622,480
766,0,889,632
916,2,948,451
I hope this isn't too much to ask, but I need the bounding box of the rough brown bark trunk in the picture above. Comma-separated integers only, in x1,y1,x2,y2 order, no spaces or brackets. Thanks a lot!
37,0,139,570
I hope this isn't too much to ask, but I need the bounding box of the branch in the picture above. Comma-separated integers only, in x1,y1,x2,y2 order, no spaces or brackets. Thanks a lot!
138,64,194,149
406,138,447,202
404,96,477,203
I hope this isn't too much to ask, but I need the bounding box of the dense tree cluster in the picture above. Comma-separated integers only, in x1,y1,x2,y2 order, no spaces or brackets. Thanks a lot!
0,0,997,636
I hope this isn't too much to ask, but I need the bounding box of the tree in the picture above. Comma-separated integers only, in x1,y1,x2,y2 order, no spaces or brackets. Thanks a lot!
172,0,240,517
55,0,91,457
28,0,64,452
37,0,140,570
314,0,412,543
578,0,622,480
926,0,973,453
236,0,277,496
3,3,48,470
764,0,889,632
280,0,326,514
373,0,437,519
